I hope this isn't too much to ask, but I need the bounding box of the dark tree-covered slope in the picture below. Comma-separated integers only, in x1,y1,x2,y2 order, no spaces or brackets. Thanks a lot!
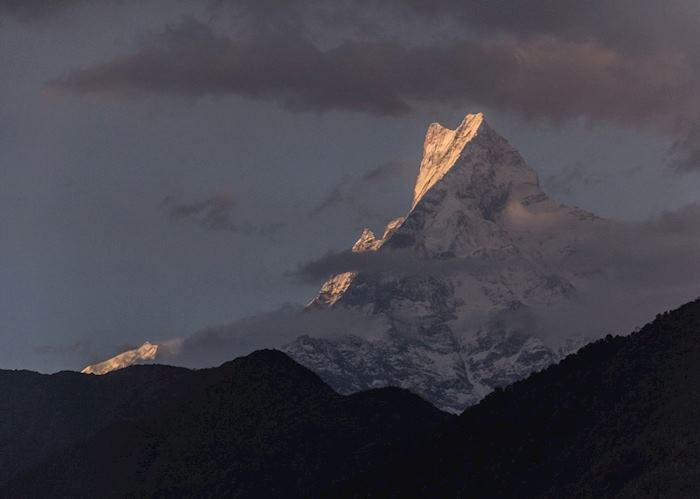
1,350,449,498
362,298,700,498
6,298,700,498
0,364,195,484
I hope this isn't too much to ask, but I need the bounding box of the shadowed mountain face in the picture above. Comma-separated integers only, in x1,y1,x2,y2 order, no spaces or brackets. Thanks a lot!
0,350,449,498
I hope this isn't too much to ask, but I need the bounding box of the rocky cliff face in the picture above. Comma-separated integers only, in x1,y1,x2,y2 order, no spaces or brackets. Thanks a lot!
285,113,601,412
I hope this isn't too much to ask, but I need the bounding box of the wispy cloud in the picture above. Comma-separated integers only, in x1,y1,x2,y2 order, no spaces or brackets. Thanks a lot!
160,191,284,236
146,202,700,368
309,160,410,217
161,192,240,232
157,303,388,367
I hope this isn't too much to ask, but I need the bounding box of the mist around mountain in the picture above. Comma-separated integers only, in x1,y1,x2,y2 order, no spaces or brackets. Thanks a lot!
81,113,700,414
5,298,700,497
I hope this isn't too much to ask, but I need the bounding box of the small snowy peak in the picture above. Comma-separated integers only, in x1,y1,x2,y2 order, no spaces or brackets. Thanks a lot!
81,341,159,375
310,227,385,307
354,219,407,252
311,271,358,307
381,217,405,240
352,229,381,252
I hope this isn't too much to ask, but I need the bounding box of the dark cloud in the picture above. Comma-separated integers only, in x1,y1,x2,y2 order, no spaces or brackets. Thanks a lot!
292,249,409,282
50,20,692,122
49,20,415,115
48,18,700,171
397,0,698,49
31,0,700,169
7,0,697,42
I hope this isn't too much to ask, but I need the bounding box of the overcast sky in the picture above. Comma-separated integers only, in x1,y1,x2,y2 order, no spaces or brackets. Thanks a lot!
2,0,700,371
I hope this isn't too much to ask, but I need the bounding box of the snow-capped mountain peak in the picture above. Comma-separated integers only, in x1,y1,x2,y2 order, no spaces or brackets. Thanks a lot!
352,228,382,252
285,112,599,412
